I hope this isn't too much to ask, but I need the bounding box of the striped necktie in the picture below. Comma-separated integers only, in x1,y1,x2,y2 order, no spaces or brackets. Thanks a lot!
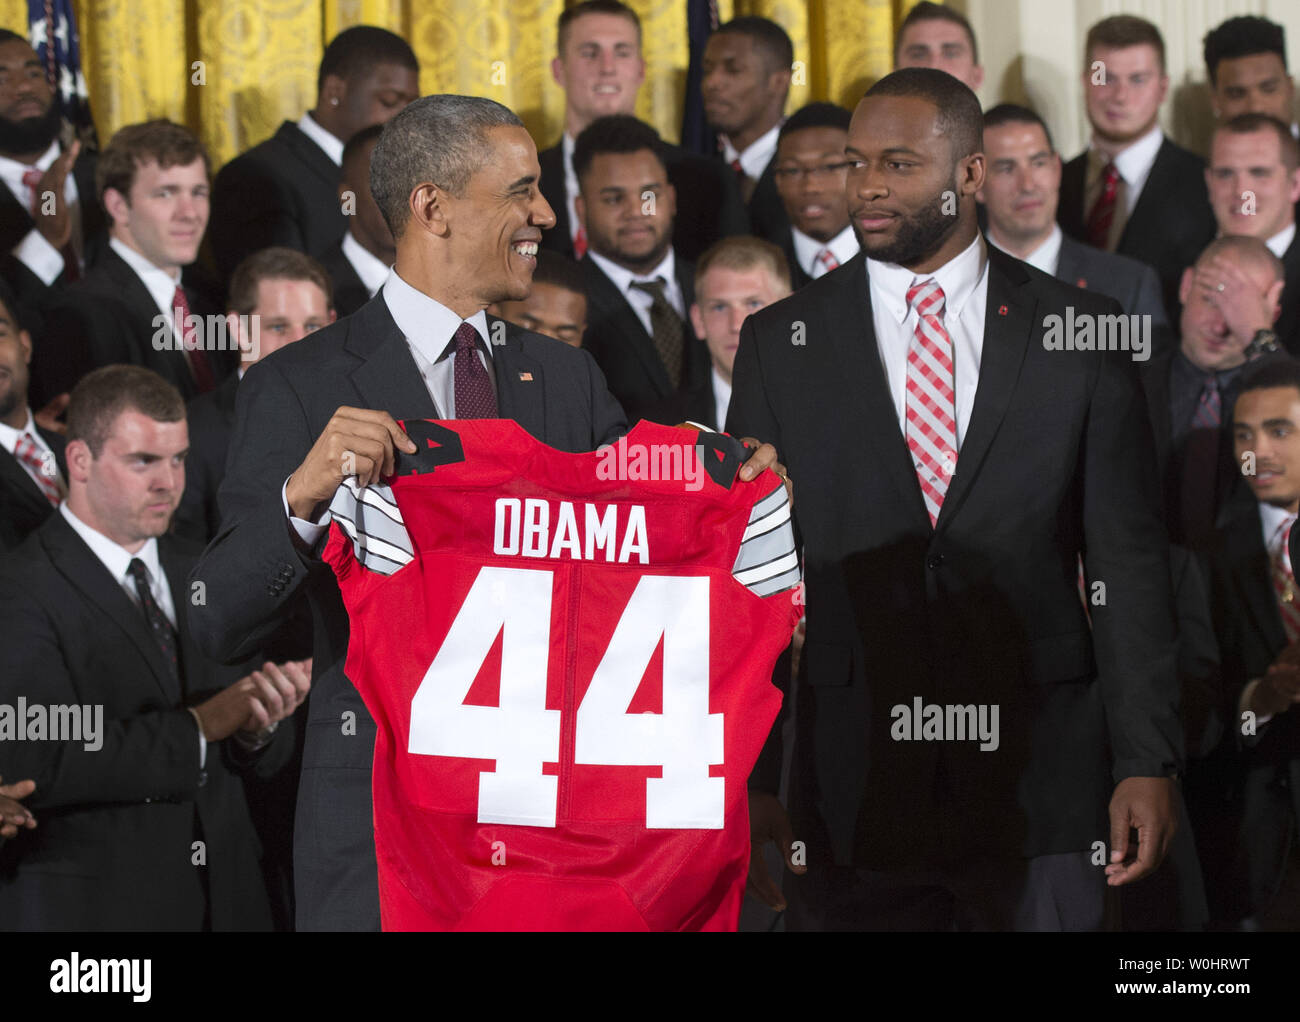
905,278,958,526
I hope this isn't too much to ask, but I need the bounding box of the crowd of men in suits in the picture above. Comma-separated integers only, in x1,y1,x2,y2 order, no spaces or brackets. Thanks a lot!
1,0,1300,932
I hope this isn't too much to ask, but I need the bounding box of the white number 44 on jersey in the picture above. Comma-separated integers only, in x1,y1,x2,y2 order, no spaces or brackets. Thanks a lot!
408,566,725,829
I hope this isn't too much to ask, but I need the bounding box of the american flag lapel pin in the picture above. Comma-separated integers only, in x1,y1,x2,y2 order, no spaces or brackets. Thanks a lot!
518,371,533,381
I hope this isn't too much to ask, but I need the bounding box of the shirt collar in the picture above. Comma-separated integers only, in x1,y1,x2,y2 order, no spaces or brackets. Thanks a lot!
722,122,782,180
0,140,61,181
588,246,677,299
1259,501,1296,555
109,236,181,316
0,407,39,455
866,233,988,324
296,112,344,167
381,267,491,365
341,230,390,297
59,502,164,589
987,223,1062,276
1266,221,1296,259
791,223,858,275
1090,123,1163,185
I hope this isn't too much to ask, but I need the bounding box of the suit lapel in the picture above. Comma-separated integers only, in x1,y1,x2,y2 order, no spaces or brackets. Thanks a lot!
0,446,51,517
161,539,204,698
345,297,440,420
490,320,546,439
1119,140,1174,251
278,121,340,190
43,514,180,703
539,145,571,255
934,248,1034,532
829,253,931,527
583,257,673,395
1058,154,1087,238
1224,501,1287,655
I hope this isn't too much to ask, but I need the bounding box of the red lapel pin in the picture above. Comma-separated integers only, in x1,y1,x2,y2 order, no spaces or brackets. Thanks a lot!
998,304,1008,316
1076,278,1087,288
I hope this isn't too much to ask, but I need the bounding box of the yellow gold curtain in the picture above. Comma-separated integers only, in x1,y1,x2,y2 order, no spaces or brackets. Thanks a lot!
0,0,910,168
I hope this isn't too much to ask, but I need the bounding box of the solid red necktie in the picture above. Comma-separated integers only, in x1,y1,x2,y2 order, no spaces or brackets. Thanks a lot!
574,223,588,259
172,285,215,393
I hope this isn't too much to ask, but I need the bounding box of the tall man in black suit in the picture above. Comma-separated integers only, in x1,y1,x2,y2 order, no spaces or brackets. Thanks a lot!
573,115,708,423
188,94,785,931
702,16,793,244
0,31,103,320
0,280,64,551
540,0,745,264
0,365,310,930
174,247,334,545
318,124,390,319
979,104,1166,325
733,68,1181,930
771,103,858,291
209,26,418,283
1058,15,1216,324
1204,115,1300,352
1196,358,1300,928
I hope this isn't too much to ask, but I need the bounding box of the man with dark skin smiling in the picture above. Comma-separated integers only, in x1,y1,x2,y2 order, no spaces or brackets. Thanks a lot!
190,95,783,932
730,67,1180,930
209,26,419,283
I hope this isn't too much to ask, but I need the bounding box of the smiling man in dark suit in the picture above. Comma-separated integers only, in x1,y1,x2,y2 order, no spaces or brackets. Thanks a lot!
539,0,745,264
1058,15,1216,324
209,26,418,284
188,93,786,931
733,68,1181,930
979,103,1166,327
0,365,309,930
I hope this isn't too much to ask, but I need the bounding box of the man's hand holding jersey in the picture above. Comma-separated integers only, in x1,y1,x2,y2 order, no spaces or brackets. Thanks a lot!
287,407,790,521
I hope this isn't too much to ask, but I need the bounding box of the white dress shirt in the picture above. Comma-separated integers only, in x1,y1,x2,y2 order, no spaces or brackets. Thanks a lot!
0,407,60,492
791,223,859,279
722,122,781,182
711,366,732,432
341,230,389,297
0,140,83,285
296,111,344,167
285,268,494,542
987,223,1063,277
562,132,581,246
110,235,183,332
1266,222,1296,260
587,246,684,337
866,233,989,447
57,503,204,765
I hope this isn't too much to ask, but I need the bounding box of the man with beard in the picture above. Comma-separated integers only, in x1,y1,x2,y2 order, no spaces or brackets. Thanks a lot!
731,67,1181,930
0,30,103,328
574,115,707,423
1058,15,1216,323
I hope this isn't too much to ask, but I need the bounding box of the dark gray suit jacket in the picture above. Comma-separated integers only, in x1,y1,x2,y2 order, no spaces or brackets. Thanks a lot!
188,292,627,930
1055,232,1168,327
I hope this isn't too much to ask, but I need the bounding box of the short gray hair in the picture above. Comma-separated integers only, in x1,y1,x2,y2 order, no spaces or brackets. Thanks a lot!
370,94,524,237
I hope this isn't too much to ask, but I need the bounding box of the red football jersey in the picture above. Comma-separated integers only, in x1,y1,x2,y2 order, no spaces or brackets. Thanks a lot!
323,419,801,931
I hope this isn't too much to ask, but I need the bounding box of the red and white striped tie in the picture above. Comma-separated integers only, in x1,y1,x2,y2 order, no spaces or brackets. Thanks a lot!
816,248,839,275
1272,516,1300,642
14,431,60,506
905,278,958,527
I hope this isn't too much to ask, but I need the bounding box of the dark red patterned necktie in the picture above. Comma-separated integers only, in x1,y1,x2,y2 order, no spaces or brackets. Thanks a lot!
172,285,215,393
128,558,180,691
1085,162,1120,250
453,322,497,418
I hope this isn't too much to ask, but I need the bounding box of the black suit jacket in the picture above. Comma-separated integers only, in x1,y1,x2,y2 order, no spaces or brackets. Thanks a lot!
1194,497,1300,923
175,372,240,545
538,140,748,264
0,514,285,930
775,229,813,292
32,246,228,406
745,157,791,246
1278,233,1300,355
209,121,347,282
728,245,1180,870
0,423,64,552
1055,232,1168,326
0,148,106,308
188,293,627,930
317,238,373,319
642,378,719,431
1059,138,1216,323
580,252,708,424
